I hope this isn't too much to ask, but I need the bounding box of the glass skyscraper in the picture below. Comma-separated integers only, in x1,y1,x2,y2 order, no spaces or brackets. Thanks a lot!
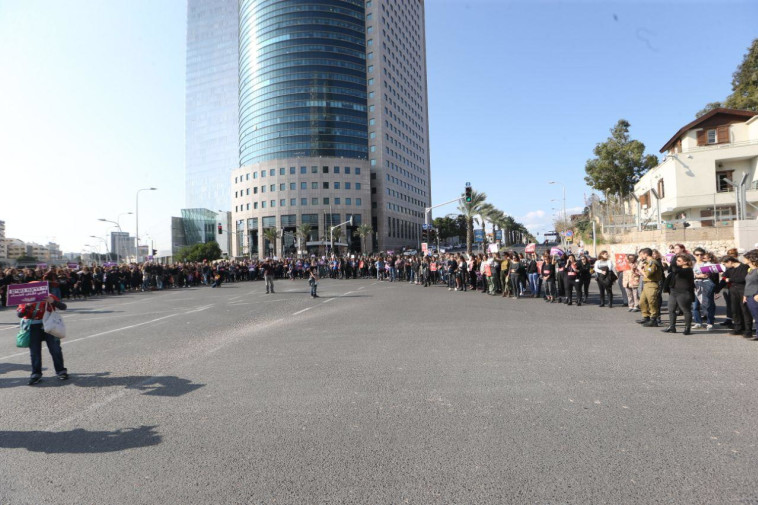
185,0,240,211
188,0,431,254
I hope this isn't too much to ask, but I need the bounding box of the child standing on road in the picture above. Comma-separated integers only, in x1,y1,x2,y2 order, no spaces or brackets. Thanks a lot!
308,266,319,298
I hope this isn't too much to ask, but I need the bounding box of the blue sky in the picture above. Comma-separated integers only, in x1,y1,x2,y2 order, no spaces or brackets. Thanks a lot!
0,0,756,254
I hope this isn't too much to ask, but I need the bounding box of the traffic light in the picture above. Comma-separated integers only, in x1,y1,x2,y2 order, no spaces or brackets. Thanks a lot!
422,228,428,242
218,224,223,235
465,186,472,203
152,249,157,256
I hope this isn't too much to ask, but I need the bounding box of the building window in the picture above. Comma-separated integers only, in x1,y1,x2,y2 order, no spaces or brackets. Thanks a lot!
301,166,307,174
254,187,258,194
254,202,258,209
345,167,351,174
271,200,275,207
280,199,286,207
323,166,329,174
312,198,318,205
717,171,735,192
301,198,307,206
253,172,257,179
346,198,352,205
269,169,275,176
301,182,307,190
334,166,340,174
261,186,266,193
356,198,362,206
356,168,361,175
356,183,362,190
312,182,318,189
280,167,285,175
261,170,266,178
290,198,296,206
246,203,250,210
707,129,717,144
323,198,329,205
311,166,317,173
334,182,340,189
290,183,295,190
270,184,275,192
280,183,285,191
290,167,295,174
335,198,341,205
246,188,250,196
345,182,351,189
262,201,266,208
323,182,329,189
371,159,376,166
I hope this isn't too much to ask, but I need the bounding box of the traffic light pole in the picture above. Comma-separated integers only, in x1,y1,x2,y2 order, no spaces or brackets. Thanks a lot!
424,197,464,226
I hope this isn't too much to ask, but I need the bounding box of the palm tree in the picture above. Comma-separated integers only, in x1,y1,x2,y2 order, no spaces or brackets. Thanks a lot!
457,189,488,255
296,223,312,256
330,226,343,254
486,208,506,249
263,228,278,257
356,223,372,253
477,203,496,253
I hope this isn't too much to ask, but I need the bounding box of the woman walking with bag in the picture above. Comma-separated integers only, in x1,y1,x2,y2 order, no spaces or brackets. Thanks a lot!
17,294,68,385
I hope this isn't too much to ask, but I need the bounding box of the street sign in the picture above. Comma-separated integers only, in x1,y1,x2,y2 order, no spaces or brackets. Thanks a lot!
474,229,484,243
422,223,432,230
465,182,471,187
495,230,503,240
421,242,428,253
565,230,574,237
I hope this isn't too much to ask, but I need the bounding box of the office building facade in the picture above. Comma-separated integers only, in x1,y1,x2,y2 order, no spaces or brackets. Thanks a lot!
185,0,240,211
230,0,431,256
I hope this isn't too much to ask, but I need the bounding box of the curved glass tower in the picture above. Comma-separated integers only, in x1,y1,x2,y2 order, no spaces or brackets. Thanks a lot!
238,0,368,166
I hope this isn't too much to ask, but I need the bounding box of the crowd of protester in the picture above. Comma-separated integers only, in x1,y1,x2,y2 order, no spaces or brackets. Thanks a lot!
3,244,758,340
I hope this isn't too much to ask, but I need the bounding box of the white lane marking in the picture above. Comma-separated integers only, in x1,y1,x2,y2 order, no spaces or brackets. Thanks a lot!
322,298,335,304
292,307,312,316
0,305,214,361
358,286,365,290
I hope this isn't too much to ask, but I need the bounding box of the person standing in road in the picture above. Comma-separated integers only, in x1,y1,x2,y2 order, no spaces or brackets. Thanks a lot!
594,250,616,308
263,259,275,294
308,266,319,298
637,248,663,327
662,254,695,335
17,293,69,385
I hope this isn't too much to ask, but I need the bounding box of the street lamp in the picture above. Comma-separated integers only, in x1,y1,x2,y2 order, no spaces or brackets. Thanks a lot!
90,235,110,262
98,211,132,263
548,181,567,248
135,188,157,263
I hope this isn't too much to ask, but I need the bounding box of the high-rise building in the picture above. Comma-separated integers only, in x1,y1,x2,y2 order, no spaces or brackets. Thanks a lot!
0,220,6,259
229,0,431,256
110,232,135,262
185,0,240,211
186,0,431,255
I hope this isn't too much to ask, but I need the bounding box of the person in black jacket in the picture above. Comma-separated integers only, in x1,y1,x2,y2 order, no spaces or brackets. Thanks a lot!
577,255,593,304
662,254,695,335
721,256,753,337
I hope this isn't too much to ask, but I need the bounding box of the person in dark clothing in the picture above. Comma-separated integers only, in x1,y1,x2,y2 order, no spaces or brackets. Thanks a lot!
564,255,581,305
541,254,557,302
17,294,69,385
662,254,695,335
577,255,593,304
721,256,753,337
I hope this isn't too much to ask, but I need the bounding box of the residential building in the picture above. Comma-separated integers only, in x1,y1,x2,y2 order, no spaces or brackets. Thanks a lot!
4,239,61,262
185,0,239,211
110,232,135,262
229,0,431,256
634,108,758,229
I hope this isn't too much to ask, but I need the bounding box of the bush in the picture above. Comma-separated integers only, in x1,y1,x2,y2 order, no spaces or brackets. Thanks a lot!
175,241,222,263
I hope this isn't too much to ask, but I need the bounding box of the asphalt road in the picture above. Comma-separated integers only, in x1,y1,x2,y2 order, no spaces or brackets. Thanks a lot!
1,278,758,504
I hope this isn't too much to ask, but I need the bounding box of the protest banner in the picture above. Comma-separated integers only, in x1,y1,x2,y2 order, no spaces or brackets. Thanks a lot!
525,243,536,254
7,281,50,306
695,263,725,275
615,254,630,272
550,247,564,257
67,262,79,269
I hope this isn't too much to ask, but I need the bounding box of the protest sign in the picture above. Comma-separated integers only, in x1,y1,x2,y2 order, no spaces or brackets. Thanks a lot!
550,247,564,257
695,263,725,275
7,281,49,306
615,254,630,272
525,243,536,254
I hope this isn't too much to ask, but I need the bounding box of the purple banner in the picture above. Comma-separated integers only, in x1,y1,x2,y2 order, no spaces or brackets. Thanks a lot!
550,247,565,257
67,262,79,269
36,263,47,270
696,263,725,275
103,262,117,267
7,281,49,306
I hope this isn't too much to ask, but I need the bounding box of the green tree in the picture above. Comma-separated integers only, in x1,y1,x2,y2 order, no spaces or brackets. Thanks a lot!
262,228,278,257
697,39,758,116
457,190,488,255
432,216,459,241
584,119,658,200
15,255,39,264
356,223,372,253
724,39,758,111
176,241,221,262
296,223,312,255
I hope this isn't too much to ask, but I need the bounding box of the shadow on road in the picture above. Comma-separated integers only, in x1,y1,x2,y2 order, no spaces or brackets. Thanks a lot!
0,363,32,375
0,425,161,453
0,372,204,396
65,309,123,314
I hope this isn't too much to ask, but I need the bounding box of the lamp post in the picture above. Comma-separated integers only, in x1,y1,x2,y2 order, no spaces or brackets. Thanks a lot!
89,236,110,262
548,181,567,248
98,211,132,264
135,188,157,263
